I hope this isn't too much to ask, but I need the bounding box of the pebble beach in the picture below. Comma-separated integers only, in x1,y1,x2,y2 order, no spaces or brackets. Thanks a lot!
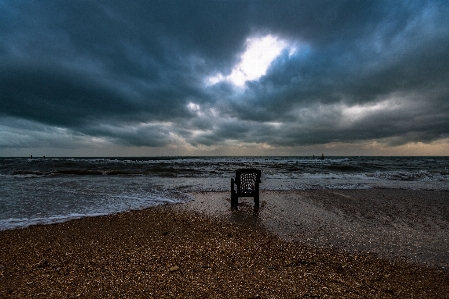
1,189,449,298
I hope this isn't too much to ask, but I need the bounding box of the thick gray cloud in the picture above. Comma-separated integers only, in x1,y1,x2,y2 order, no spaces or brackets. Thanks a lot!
1,0,448,155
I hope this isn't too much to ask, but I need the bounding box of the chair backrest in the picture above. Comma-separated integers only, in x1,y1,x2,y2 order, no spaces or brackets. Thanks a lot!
235,169,261,195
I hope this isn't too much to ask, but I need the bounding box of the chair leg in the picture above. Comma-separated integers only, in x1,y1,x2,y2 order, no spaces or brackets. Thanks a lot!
232,194,237,209
231,179,237,208
254,194,259,208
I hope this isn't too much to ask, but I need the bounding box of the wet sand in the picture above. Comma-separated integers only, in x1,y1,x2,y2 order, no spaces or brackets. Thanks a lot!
1,189,449,298
177,189,449,268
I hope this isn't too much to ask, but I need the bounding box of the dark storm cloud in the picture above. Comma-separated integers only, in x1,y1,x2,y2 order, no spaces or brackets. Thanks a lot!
1,0,448,152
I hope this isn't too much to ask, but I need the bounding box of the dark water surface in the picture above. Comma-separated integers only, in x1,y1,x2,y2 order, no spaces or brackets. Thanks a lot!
1,156,448,230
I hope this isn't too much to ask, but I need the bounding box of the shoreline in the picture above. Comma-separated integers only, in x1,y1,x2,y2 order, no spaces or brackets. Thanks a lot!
1,189,449,298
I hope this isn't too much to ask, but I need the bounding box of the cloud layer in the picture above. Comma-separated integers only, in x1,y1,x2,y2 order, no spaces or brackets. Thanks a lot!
1,0,448,155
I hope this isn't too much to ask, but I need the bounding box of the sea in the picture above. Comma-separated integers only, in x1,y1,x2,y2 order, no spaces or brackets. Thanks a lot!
1,156,448,231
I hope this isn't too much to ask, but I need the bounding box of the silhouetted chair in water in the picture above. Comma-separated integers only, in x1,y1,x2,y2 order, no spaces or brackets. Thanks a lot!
231,169,261,208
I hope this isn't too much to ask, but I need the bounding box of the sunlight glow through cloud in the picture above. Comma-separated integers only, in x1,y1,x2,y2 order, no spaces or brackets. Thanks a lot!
208,35,296,87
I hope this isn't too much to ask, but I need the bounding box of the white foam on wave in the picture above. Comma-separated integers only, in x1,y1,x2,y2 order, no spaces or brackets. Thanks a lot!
0,214,105,231
0,212,111,230
0,191,193,231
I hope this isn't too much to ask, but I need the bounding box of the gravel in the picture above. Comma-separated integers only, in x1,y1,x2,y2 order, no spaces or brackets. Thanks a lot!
1,189,449,298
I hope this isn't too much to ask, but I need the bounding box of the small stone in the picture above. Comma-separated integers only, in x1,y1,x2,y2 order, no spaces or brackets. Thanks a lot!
37,260,50,268
169,266,179,272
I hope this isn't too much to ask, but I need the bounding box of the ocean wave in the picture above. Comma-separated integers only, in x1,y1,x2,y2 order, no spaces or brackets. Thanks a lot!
374,170,449,182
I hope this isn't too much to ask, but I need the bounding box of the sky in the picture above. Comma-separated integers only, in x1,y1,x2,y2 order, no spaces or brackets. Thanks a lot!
1,0,449,157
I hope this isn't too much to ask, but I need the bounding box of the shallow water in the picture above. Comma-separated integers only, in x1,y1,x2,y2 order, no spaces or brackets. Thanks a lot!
1,156,448,230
